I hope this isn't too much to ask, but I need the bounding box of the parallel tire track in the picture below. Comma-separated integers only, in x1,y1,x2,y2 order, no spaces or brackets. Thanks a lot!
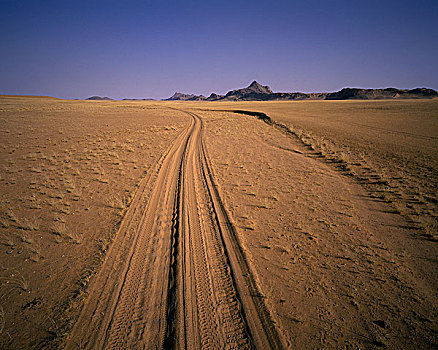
65,110,283,349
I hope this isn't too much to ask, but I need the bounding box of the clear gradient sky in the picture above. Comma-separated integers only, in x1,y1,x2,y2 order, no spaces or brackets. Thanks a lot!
1,0,437,99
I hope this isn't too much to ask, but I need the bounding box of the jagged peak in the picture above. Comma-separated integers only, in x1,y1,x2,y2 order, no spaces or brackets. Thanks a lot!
249,80,262,87
224,81,273,96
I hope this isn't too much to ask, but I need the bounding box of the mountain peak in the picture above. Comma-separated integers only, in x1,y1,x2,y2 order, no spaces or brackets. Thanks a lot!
249,80,262,88
224,81,273,99
247,81,273,94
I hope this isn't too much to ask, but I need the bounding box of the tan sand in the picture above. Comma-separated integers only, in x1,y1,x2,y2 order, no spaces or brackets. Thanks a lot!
0,97,436,349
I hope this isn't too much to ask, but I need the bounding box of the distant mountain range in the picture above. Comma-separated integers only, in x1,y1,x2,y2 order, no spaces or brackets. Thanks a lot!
164,81,438,101
84,82,438,101
86,96,114,101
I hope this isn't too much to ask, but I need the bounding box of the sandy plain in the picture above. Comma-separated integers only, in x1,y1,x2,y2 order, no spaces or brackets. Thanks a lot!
0,97,437,349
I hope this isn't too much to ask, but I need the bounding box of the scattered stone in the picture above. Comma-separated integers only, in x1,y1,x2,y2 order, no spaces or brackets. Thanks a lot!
373,320,391,329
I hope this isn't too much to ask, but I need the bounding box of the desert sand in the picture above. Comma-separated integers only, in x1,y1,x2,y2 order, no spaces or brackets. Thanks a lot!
0,97,437,349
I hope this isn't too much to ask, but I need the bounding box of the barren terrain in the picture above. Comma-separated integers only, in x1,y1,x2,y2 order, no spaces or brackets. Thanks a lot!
0,97,437,349
0,97,188,348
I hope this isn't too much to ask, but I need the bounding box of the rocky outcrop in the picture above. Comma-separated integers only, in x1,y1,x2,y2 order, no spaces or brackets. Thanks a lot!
223,81,273,100
165,92,206,101
207,93,224,101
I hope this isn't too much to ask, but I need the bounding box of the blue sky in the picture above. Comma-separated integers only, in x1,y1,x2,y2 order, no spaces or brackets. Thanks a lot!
1,0,437,99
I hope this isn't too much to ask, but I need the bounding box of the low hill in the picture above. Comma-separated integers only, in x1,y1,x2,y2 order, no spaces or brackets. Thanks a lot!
86,96,114,101
207,93,224,101
165,92,206,101
326,88,438,100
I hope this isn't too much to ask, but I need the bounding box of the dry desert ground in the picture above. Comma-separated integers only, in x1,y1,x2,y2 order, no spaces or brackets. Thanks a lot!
0,96,437,349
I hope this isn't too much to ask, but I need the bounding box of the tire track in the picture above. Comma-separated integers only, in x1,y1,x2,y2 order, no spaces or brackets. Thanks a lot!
65,109,283,349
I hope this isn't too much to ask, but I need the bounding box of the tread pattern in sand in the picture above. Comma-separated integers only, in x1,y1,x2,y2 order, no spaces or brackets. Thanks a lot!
65,110,282,349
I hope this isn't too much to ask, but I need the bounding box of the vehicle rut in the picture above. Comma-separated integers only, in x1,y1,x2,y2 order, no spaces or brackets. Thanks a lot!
65,110,283,349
